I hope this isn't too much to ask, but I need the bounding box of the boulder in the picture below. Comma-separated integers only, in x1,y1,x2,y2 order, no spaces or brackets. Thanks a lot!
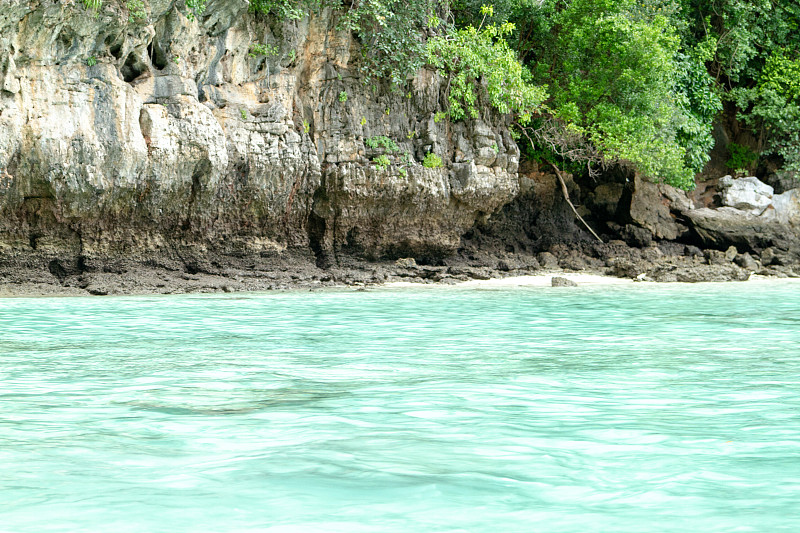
764,188,800,224
628,175,681,240
551,276,578,287
537,252,559,269
735,252,759,271
718,176,773,215
705,249,730,266
646,264,750,283
622,224,653,247
685,206,800,259
685,177,800,264
395,257,417,269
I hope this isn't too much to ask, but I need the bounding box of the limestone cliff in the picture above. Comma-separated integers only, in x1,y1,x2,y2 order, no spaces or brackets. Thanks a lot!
0,0,519,273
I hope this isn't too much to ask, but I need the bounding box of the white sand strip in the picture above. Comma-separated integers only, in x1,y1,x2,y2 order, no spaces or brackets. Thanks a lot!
384,272,633,288
458,273,633,287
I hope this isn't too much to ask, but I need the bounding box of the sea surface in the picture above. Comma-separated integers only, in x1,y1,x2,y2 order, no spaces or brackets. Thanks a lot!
2,281,799,532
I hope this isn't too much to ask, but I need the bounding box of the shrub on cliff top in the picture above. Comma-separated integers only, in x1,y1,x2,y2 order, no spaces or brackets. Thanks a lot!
426,11,547,122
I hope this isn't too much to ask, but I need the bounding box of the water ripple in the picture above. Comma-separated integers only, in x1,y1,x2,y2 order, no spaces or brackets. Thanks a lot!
1,283,800,532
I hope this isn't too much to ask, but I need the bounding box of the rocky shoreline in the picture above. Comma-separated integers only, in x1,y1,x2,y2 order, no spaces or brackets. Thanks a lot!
1,233,797,297
2,1,798,297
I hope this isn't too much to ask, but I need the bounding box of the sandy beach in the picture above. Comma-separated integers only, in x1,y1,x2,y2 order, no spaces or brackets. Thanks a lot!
385,271,800,289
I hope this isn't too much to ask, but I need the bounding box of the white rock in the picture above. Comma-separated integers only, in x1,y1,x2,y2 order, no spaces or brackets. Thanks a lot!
719,176,773,215
764,188,800,224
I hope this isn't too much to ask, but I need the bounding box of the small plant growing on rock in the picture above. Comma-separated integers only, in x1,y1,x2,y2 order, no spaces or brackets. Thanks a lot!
434,111,447,124
423,152,443,169
83,0,102,11
373,155,391,170
365,136,399,152
240,108,247,120
86,55,97,66
126,0,146,22
184,0,207,20
303,120,310,134
250,42,278,58
338,91,348,103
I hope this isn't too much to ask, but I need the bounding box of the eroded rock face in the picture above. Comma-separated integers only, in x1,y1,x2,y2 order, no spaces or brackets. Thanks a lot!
682,179,800,262
0,0,519,270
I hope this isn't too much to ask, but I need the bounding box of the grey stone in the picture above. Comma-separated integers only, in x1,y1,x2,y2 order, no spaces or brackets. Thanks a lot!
394,257,418,269
705,250,730,266
685,206,800,263
537,252,559,269
735,252,759,271
551,276,578,287
623,224,653,248
629,174,681,240
648,264,750,283
761,248,777,266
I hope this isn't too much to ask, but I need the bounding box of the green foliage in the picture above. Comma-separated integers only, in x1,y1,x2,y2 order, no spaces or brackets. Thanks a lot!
678,0,800,171
426,21,546,122
83,0,102,11
126,0,146,22
530,1,698,188
451,0,547,63
248,0,320,20
373,154,391,170
732,50,800,170
250,42,278,58
422,152,443,168
340,0,436,89
251,0,434,89
673,47,722,175
155,0,797,186
240,108,248,120
726,143,758,171
86,55,97,67
184,0,207,21
365,136,399,152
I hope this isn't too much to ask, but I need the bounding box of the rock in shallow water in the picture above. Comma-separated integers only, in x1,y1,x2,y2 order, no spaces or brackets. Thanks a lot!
551,276,578,287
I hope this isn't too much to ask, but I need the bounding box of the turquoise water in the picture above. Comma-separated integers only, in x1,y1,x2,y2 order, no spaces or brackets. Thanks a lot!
2,282,800,532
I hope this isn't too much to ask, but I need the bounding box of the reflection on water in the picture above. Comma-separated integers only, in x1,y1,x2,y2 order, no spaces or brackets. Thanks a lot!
2,282,800,532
